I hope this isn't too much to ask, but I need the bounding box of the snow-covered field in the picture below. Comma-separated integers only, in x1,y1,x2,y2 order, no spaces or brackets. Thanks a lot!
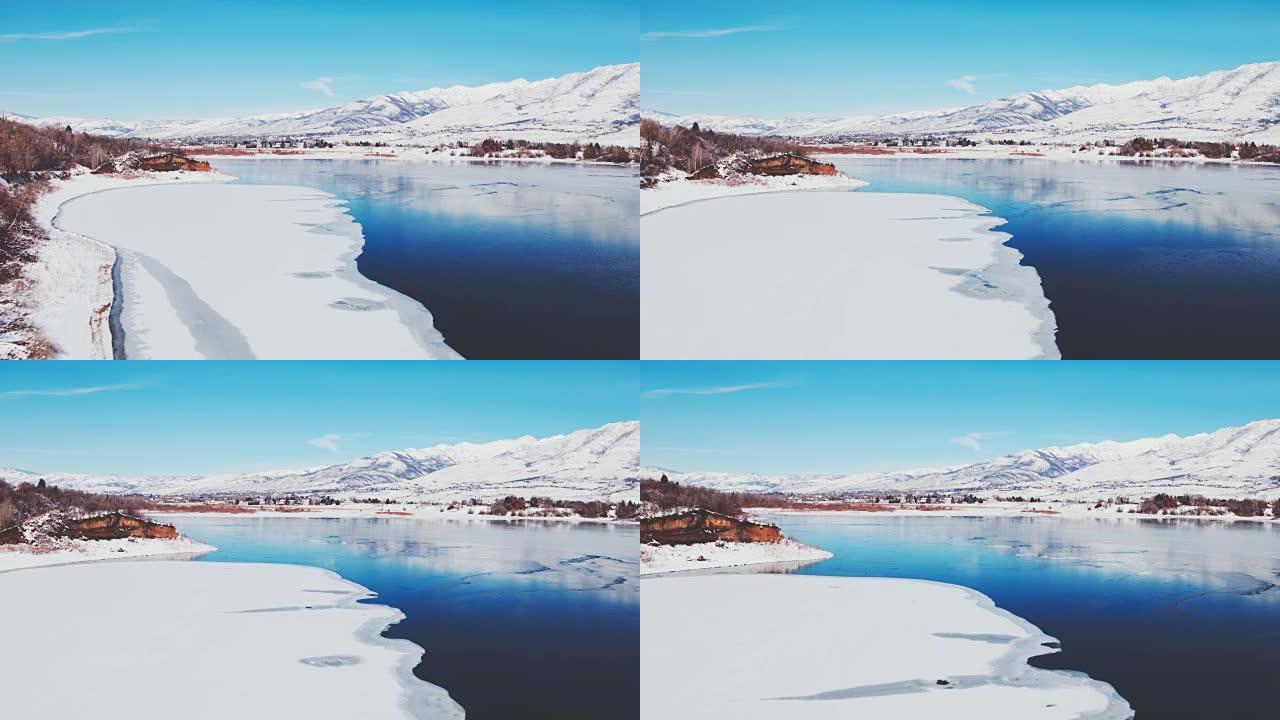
52,178,458,359
642,574,1132,720
0,536,214,572
640,172,866,215
0,560,462,720
641,188,1057,359
640,538,832,575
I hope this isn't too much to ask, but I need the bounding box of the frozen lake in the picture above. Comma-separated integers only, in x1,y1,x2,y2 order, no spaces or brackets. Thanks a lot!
828,157,1280,358
763,513,1280,719
167,515,639,720
213,158,639,359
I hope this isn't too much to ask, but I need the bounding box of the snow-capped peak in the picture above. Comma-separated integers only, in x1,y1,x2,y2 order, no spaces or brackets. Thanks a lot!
10,63,640,146
646,60,1280,143
0,421,640,502
664,418,1280,500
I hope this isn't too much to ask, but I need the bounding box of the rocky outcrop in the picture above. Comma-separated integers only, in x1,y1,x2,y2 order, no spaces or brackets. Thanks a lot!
747,153,836,176
641,509,783,546
62,513,178,540
137,153,212,172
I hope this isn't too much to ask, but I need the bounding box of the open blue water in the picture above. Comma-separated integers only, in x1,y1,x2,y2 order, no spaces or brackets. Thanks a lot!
828,157,1280,359
759,513,1280,719
165,515,639,720
211,158,639,359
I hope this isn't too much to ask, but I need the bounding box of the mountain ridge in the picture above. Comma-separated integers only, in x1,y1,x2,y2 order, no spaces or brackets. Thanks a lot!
658,418,1280,500
6,63,640,146
0,420,640,502
646,61,1280,143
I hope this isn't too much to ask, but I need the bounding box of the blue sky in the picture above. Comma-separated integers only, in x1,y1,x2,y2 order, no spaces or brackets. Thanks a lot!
643,0,1280,116
641,362,1280,475
0,0,636,119
0,362,637,476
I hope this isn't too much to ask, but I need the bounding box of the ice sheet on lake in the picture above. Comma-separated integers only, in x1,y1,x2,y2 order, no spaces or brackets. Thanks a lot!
642,574,1132,720
0,560,463,720
55,183,460,359
641,191,1058,359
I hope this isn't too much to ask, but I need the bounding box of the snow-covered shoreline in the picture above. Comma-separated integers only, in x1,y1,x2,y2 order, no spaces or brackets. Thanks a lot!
0,559,462,720
28,170,230,358
640,172,867,215
641,182,1058,359
643,573,1132,720
39,171,458,359
0,535,215,572
640,537,832,575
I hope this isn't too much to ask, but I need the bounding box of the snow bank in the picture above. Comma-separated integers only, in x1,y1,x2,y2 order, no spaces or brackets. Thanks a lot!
641,172,867,215
642,574,1132,720
0,560,463,720
54,182,460,359
28,170,230,358
642,190,1058,359
0,536,214,572
640,538,832,575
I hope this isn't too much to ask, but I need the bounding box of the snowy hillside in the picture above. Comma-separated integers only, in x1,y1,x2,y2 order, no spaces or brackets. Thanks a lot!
662,418,1280,500
0,421,639,502
647,61,1280,143
8,63,639,146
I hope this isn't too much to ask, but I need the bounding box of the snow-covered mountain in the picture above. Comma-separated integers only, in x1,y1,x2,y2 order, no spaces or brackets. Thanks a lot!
647,61,1280,143
661,418,1280,500
0,421,639,502
8,63,639,146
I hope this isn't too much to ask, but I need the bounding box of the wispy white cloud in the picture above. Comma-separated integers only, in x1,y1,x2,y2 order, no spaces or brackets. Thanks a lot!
0,26,141,43
0,384,142,400
306,432,368,453
643,381,787,399
301,77,337,96
642,25,779,40
945,74,978,94
950,431,1002,452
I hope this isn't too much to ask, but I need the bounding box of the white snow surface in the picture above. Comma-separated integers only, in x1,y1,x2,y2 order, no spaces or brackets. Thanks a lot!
641,171,866,215
0,420,639,501
641,188,1057,359
27,169,230,358
664,418,1280,500
10,63,639,146
52,178,459,359
0,560,463,720
640,538,832,575
646,60,1280,143
642,574,1131,720
0,536,214,572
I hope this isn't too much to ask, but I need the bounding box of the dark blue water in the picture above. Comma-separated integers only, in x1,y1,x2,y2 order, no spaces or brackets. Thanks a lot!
165,515,639,720
763,513,1280,719
828,157,1280,359
212,158,639,359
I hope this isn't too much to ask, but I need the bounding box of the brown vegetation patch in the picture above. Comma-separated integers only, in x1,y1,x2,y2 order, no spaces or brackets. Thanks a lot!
641,509,783,546
63,512,178,540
